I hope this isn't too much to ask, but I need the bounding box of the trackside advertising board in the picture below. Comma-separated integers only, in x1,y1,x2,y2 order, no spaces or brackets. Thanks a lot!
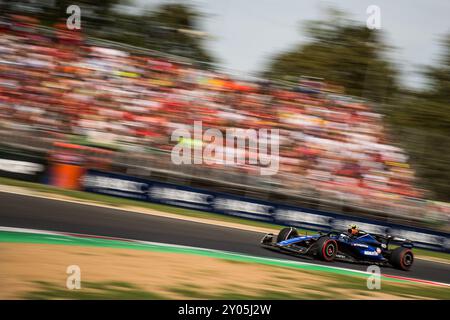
0,149,48,182
81,169,450,253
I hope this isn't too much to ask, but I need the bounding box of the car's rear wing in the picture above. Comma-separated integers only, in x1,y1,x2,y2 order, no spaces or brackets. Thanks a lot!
390,236,414,248
374,234,414,248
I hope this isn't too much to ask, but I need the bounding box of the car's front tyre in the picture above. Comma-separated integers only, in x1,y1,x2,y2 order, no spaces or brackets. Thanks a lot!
277,227,298,242
315,237,338,261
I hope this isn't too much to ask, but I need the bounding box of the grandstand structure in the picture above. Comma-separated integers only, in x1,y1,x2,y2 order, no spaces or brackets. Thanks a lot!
0,15,448,231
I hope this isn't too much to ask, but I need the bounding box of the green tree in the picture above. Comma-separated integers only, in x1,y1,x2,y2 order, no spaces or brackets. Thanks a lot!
143,3,216,64
264,9,398,103
2,1,216,66
265,9,449,201
384,35,450,201
82,2,216,66
6,0,126,26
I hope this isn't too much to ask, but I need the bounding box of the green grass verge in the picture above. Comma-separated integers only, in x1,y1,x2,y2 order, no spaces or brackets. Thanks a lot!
23,270,450,300
0,177,449,262
24,281,166,299
393,246,450,261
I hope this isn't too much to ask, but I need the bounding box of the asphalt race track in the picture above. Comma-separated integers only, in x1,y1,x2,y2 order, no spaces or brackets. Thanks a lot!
0,191,449,284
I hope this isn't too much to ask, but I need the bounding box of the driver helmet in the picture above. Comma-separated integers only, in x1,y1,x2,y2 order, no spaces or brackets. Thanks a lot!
348,224,359,236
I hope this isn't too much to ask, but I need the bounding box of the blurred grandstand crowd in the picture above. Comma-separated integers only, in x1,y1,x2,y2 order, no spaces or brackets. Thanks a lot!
0,15,448,227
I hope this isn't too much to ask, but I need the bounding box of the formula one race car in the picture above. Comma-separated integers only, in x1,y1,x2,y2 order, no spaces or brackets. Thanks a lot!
261,226,414,270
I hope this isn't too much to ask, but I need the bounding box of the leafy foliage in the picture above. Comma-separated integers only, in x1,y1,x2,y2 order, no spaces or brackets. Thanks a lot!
384,36,450,201
264,9,398,103
3,1,216,65
265,9,449,200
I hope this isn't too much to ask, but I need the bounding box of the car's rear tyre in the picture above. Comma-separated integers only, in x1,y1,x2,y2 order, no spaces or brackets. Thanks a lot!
277,227,298,242
315,237,337,261
390,247,414,270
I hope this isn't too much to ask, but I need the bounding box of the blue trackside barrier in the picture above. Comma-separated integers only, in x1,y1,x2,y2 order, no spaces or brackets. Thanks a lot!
81,169,450,253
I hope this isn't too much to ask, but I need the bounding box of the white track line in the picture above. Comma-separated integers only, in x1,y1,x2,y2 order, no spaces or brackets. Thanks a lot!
0,185,274,234
1,225,449,287
0,185,449,266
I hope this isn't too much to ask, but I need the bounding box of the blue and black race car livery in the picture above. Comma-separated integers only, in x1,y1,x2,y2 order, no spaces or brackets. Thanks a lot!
261,227,414,270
